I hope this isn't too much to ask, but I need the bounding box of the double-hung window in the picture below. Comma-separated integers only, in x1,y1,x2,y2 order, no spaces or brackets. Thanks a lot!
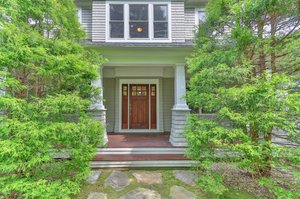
107,2,170,41
109,4,124,38
153,5,168,38
129,4,149,38
195,9,206,25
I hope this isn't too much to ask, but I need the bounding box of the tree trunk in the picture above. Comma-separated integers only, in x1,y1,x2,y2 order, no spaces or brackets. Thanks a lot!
270,13,277,73
260,131,272,177
257,20,266,74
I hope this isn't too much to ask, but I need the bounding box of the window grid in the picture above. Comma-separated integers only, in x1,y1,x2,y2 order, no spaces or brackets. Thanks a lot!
109,4,124,38
153,4,168,38
107,2,170,41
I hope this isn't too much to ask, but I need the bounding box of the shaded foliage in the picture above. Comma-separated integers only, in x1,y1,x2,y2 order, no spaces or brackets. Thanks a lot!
187,0,300,198
0,0,106,198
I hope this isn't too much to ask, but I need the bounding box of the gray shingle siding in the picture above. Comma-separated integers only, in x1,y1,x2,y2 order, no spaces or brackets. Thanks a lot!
92,1,106,42
171,1,186,42
82,9,92,38
184,8,196,41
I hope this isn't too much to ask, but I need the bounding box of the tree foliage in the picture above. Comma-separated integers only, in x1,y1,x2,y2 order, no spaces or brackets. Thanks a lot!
187,0,300,197
0,0,106,198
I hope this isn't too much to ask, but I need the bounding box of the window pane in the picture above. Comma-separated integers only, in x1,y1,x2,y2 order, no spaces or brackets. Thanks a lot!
154,5,168,21
130,22,149,38
198,11,206,22
154,22,168,38
110,22,124,38
130,4,148,20
110,4,124,20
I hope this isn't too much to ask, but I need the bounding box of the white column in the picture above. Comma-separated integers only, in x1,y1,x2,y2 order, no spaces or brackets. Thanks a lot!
90,66,108,145
173,63,189,110
169,63,190,146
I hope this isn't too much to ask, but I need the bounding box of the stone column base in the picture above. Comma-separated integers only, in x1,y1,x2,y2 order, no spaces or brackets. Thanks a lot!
89,109,108,145
169,108,190,146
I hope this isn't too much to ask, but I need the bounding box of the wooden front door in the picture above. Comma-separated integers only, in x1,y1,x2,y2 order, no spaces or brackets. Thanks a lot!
121,83,157,130
130,84,149,129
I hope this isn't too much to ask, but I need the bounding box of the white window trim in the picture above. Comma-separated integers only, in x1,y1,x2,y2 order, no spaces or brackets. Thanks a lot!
118,79,160,133
77,7,82,24
195,8,205,26
106,1,172,43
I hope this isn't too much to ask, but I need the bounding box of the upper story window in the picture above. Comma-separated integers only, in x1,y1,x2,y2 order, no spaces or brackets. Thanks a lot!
195,9,206,25
107,2,171,42
154,5,168,38
129,4,149,38
110,4,124,38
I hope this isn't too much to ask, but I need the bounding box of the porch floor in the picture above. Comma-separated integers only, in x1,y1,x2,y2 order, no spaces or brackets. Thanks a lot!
107,132,182,148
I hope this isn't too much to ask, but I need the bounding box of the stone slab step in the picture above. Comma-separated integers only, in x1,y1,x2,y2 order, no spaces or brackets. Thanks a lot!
97,147,187,155
91,160,197,168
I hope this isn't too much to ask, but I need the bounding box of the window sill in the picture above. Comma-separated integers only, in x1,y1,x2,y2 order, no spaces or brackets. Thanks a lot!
105,38,172,43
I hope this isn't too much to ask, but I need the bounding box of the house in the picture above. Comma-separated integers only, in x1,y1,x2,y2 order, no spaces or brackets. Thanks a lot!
75,0,206,167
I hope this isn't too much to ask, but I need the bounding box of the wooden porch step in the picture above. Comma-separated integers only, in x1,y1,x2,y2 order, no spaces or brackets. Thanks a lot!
93,147,194,168
97,147,187,155
93,154,189,161
91,160,197,168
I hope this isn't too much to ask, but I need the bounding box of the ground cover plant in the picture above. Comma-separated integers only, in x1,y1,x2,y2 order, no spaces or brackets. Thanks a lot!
73,169,258,199
186,0,300,198
0,0,105,198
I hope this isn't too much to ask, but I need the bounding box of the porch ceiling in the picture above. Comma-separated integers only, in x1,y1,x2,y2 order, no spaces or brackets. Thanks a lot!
87,46,194,66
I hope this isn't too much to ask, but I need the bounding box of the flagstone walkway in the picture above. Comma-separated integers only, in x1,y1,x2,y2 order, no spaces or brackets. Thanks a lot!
74,169,201,199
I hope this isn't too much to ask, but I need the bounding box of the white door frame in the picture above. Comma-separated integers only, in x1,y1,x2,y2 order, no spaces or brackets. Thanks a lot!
119,79,160,133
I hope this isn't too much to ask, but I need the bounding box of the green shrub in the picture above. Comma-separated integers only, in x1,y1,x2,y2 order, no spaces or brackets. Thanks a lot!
198,171,228,197
0,0,106,198
0,94,104,198
186,0,300,197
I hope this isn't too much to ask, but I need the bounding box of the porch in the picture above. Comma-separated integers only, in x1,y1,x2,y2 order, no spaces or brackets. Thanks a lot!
89,45,193,147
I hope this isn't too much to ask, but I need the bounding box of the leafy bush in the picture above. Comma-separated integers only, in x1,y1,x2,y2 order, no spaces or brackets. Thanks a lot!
186,0,300,197
0,95,104,198
197,171,228,197
259,178,300,199
0,0,106,198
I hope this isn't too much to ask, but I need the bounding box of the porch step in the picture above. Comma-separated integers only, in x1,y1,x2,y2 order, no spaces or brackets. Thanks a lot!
97,147,186,155
91,160,197,168
92,147,194,168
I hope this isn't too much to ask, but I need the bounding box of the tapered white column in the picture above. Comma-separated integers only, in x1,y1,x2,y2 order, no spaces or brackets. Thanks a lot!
90,66,108,145
169,63,190,146
173,64,189,109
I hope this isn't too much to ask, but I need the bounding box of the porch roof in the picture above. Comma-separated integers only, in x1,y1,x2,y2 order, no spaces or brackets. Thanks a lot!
85,43,194,66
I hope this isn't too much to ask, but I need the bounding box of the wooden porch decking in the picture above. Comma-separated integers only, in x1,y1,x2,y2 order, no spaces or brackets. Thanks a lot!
106,132,183,148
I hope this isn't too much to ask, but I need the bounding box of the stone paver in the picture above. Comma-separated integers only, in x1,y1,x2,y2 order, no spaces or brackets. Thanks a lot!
87,192,107,199
104,171,130,190
87,170,101,184
132,171,163,185
120,188,161,199
169,186,196,199
173,170,197,186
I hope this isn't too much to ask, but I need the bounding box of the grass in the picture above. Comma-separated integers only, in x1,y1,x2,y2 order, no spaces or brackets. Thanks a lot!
73,168,258,199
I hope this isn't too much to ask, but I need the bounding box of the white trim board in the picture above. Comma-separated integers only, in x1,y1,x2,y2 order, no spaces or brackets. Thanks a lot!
118,79,160,133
